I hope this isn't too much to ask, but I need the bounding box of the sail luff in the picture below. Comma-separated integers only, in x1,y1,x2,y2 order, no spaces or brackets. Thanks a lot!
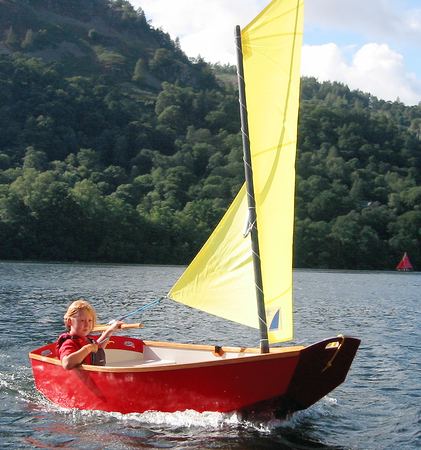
235,25,269,354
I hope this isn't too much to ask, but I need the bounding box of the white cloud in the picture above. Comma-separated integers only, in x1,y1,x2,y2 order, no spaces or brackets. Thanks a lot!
129,0,421,104
301,43,347,81
302,43,421,105
136,0,264,64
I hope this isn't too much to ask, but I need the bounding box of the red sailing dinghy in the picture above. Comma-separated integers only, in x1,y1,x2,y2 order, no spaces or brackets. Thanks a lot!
29,0,360,417
396,252,414,271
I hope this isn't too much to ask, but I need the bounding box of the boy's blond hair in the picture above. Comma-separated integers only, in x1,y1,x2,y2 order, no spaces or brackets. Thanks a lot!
63,299,97,331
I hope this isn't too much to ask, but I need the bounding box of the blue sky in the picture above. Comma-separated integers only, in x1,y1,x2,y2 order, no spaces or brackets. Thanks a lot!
130,0,421,105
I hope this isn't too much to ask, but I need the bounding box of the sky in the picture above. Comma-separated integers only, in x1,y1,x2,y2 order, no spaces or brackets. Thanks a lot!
129,0,421,106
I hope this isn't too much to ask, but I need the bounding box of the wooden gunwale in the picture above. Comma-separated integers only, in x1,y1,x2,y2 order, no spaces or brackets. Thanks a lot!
142,340,304,353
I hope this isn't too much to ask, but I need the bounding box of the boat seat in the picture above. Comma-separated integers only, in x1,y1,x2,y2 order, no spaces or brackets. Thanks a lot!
141,359,176,366
106,358,176,368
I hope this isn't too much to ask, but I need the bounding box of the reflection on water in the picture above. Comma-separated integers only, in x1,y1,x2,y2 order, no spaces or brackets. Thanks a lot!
0,262,420,449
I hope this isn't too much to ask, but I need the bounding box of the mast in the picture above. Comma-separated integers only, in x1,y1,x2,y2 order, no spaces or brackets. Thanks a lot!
235,25,269,354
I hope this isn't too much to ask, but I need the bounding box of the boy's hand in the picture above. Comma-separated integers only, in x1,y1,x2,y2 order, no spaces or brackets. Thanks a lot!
96,320,124,347
108,320,124,331
88,343,98,353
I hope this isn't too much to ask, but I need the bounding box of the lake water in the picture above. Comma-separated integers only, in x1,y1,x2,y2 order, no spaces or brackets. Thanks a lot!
0,261,420,449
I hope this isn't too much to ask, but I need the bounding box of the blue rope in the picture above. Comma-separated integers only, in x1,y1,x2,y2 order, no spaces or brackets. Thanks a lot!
115,297,163,322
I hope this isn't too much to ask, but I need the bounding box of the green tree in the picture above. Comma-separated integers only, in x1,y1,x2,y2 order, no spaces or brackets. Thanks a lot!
5,26,18,48
389,211,421,263
21,29,35,49
22,147,48,170
132,58,147,82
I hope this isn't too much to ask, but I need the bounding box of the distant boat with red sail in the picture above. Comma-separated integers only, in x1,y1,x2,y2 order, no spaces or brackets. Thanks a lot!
396,252,414,271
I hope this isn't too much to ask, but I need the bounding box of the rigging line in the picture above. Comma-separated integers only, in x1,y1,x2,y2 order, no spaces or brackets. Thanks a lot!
115,297,163,322
242,156,252,169
260,338,269,347
243,206,256,237
255,283,268,328
243,219,256,238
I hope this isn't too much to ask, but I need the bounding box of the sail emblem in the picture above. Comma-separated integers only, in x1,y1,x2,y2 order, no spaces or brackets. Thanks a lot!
269,309,281,330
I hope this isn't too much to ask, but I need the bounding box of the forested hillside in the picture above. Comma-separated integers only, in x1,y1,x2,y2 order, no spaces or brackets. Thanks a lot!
0,0,420,269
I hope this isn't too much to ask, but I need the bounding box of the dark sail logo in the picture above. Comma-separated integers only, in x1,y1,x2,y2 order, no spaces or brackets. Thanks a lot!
269,309,281,330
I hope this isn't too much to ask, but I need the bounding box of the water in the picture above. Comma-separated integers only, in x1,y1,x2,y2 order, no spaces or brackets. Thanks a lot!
0,262,420,449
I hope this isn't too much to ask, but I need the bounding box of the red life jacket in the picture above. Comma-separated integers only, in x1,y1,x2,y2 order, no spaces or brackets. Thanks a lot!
56,333,106,366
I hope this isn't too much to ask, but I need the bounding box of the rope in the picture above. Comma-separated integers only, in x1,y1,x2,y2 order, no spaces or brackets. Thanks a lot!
322,335,345,373
113,297,163,322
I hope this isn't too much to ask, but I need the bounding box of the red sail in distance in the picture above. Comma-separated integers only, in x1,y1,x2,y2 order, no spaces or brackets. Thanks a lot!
396,252,414,271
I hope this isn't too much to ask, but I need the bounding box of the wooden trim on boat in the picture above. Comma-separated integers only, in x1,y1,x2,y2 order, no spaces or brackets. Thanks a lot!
143,340,304,354
29,352,62,365
93,323,143,332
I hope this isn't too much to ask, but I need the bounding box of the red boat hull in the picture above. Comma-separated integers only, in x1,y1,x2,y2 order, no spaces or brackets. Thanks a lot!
29,336,360,415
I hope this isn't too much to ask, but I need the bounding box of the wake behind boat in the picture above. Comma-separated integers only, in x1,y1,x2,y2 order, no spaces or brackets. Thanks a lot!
30,0,360,417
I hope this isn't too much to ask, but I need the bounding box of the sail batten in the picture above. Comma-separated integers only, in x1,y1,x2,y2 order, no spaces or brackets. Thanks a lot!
168,0,304,345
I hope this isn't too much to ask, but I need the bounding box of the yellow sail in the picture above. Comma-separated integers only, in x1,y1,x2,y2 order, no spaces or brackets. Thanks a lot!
168,0,304,344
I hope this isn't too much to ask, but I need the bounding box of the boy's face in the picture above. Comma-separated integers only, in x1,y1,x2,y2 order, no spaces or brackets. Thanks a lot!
68,309,94,336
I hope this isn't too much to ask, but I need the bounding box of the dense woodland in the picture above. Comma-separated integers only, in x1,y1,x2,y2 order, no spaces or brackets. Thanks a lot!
0,0,420,269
